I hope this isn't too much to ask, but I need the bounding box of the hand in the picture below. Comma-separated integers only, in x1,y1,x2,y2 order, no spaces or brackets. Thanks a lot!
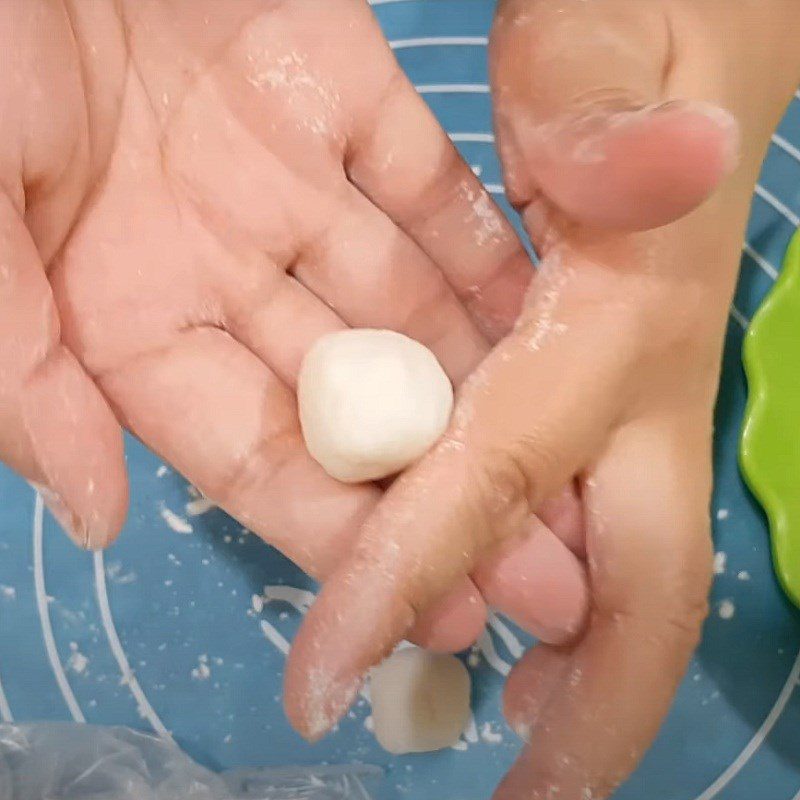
0,0,584,653
286,1,800,796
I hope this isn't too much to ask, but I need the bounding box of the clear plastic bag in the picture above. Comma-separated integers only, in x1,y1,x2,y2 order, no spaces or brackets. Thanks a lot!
0,724,379,800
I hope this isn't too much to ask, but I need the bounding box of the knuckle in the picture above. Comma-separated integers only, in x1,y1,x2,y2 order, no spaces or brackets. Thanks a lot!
596,525,714,651
206,426,298,510
473,425,564,505
476,445,530,505
599,573,711,651
501,432,561,507
467,439,546,547
663,595,709,644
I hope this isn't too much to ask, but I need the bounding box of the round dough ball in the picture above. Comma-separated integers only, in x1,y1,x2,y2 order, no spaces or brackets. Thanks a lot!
297,329,454,483
370,648,472,755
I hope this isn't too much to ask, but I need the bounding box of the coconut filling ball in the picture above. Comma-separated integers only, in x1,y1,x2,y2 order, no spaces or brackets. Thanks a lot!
298,329,454,483
370,648,472,755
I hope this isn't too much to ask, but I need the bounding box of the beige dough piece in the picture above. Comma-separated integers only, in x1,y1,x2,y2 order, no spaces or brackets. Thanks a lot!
370,648,471,754
297,329,454,483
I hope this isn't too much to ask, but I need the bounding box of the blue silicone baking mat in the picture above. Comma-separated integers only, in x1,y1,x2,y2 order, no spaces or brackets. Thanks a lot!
1,2,800,798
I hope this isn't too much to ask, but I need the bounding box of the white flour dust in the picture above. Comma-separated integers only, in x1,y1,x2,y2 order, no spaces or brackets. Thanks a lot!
718,599,736,620
186,497,216,517
67,642,89,675
191,654,212,681
160,506,193,534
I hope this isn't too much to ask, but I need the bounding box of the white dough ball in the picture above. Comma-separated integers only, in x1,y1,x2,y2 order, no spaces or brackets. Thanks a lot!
370,648,471,755
297,329,454,483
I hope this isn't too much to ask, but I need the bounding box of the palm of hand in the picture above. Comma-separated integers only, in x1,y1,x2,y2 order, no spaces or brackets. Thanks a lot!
3,0,559,649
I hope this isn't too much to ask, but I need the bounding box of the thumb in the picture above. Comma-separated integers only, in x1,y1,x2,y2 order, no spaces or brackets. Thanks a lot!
284,258,626,740
491,0,739,232
0,192,128,548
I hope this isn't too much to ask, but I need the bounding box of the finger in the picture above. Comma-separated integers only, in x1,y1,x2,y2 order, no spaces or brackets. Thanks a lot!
284,259,629,739
346,64,532,340
496,417,713,800
491,0,739,232
219,264,348,389
0,193,127,548
538,481,585,557
291,185,490,383
101,325,484,652
472,519,588,644
477,482,588,645
503,645,572,741
407,578,486,655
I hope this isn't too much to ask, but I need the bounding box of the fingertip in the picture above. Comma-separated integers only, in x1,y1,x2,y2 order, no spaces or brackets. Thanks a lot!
284,600,364,742
285,568,414,740
538,482,585,557
22,346,129,549
409,578,487,653
284,646,363,743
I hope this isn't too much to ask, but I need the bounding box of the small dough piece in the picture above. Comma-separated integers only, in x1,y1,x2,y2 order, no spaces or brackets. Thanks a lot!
297,329,454,483
370,648,471,754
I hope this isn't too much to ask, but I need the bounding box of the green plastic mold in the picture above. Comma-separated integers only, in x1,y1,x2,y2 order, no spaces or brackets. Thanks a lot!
741,228,800,608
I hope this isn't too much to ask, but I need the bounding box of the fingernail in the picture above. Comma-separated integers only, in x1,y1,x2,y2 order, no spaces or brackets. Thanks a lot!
524,99,741,172
500,98,640,182
696,103,740,174
30,482,91,549
513,721,532,743
506,106,622,168
300,670,363,742
549,104,651,164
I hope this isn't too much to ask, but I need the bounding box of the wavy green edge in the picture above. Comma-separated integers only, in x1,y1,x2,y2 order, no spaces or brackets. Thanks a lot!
741,228,800,608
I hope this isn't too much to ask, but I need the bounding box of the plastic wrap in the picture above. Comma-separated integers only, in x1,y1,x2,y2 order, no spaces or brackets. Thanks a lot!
0,724,379,800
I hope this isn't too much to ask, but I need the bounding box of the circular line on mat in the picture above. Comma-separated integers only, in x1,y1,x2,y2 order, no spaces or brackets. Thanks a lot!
93,550,172,740
692,648,800,800
730,306,750,330
0,668,13,722
450,132,495,143
32,492,85,723
415,83,490,94
390,36,488,49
